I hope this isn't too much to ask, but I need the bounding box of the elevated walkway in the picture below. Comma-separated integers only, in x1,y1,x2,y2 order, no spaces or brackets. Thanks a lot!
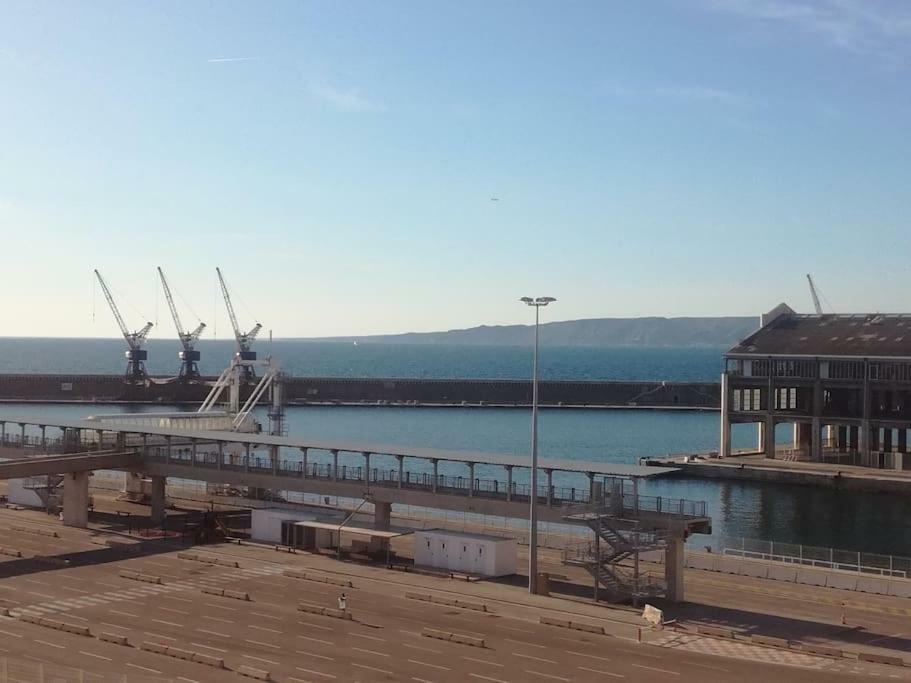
0,451,138,479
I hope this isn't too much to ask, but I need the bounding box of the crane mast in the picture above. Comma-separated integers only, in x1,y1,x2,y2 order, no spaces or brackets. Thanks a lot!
806,274,823,314
157,267,206,380
94,269,153,381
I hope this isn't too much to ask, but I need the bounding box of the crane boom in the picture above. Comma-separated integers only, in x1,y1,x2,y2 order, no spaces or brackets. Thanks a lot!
216,267,261,354
157,267,186,339
94,269,132,346
157,267,206,380
807,274,823,314
94,269,152,381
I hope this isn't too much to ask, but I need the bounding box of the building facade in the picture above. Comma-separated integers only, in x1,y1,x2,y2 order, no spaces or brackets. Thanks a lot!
721,304,911,469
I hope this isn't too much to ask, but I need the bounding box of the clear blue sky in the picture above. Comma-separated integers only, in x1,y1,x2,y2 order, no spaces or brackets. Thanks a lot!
1,1,909,338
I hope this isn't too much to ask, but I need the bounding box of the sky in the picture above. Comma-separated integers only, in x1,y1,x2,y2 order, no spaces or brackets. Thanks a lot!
1,0,910,339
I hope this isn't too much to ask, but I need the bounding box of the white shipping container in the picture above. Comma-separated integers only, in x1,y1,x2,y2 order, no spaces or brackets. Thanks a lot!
413,529,517,577
251,508,319,543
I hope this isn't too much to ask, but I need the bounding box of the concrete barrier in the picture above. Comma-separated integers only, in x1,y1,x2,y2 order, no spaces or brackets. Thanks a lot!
405,592,486,612
177,552,238,568
539,616,572,629
140,641,224,667
0,546,22,557
323,607,353,620
177,552,199,561
826,573,859,592
10,525,57,538
767,565,798,582
140,642,170,655
570,622,605,635
795,570,829,587
856,577,891,595
740,560,769,580
119,569,161,584
751,634,789,649
453,599,487,612
191,652,226,668
223,589,250,601
19,614,90,637
99,632,129,646
298,602,326,616
451,633,486,648
697,625,734,639
714,557,742,575
236,664,272,681
685,553,717,571
118,569,139,580
422,628,453,642
202,587,225,597
284,569,353,588
0,608,9,617
165,646,195,662
858,651,905,666
799,643,843,658
888,580,911,599
405,592,431,602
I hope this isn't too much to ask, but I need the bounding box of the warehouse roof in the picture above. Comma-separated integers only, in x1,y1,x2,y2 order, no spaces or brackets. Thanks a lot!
727,306,911,358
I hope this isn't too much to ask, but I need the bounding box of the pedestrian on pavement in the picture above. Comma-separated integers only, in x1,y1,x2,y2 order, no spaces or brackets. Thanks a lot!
338,593,347,611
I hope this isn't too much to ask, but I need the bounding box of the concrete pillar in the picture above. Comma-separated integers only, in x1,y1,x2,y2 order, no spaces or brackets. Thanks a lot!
586,472,595,502
0,422,5,445
396,455,404,489
764,416,775,459
150,476,166,526
432,459,438,493
191,439,198,464
363,452,371,483
895,452,904,471
467,462,474,497
20,424,26,445
850,425,860,452
506,465,513,502
301,448,308,478
838,426,848,453
899,430,907,454
62,471,89,528
870,425,880,452
374,501,391,530
217,441,224,469
545,469,553,506
95,429,103,450
124,472,143,500
719,372,731,457
332,450,339,482
609,479,623,516
166,436,173,463
40,426,46,449
665,536,685,602
883,428,894,453
811,417,821,462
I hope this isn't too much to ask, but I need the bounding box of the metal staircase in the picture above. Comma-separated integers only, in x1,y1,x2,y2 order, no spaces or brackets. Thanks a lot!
562,506,668,603
22,475,63,511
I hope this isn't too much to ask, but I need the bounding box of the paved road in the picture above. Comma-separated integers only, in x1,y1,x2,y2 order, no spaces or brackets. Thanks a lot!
0,511,889,682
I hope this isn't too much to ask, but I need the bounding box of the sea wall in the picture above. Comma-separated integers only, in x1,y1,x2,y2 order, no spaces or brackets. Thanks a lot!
0,373,721,409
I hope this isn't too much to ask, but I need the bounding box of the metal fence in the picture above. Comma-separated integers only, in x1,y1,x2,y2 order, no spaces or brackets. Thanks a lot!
722,537,911,578
0,654,174,682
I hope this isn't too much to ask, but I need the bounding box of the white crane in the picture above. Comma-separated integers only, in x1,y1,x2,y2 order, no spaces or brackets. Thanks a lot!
216,267,262,364
94,269,153,381
157,267,206,380
806,274,824,314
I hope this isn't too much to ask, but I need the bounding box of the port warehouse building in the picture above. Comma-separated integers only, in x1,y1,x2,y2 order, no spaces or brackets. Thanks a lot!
721,303,911,467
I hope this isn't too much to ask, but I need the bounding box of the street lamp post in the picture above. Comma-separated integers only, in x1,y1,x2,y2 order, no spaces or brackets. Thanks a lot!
520,296,556,594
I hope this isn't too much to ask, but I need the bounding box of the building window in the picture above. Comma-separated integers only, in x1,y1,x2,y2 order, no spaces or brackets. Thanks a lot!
775,388,797,410
733,388,762,411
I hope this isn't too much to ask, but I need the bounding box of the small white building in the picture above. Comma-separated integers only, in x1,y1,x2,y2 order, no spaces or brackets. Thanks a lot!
413,529,517,577
251,508,333,549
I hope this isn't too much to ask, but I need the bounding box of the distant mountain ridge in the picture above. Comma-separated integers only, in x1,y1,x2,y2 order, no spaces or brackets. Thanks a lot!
309,316,759,348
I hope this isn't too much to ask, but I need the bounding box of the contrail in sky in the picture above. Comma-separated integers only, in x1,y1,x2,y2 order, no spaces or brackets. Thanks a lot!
207,57,258,63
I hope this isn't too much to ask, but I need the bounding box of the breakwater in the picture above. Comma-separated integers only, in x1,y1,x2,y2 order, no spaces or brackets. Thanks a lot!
0,374,720,409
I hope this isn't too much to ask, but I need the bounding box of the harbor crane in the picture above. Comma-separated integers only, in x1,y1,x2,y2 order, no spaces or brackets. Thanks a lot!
216,267,262,377
157,267,206,380
806,274,824,314
94,269,153,382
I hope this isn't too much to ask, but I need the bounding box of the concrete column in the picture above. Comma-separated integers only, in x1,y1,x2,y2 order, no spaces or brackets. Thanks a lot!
150,476,166,526
191,439,198,464
811,417,821,462
764,416,775,459
665,536,685,602
545,469,553,506
20,424,26,445
0,422,5,445
432,459,438,493
217,441,224,469
850,425,860,452
396,455,404,489
719,372,731,458
142,432,148,453
166,436,173,463
838,426,848,453
374,501,391,530
363,452,371,483
95,429,103,450
332,450,339,482
40,426,46,449
883,428,894,453
899,430,908,454
468,462,474,497
62,471,89,528
301,448,308,478
870,425,880,452
586,472,595,502
506,465,513,502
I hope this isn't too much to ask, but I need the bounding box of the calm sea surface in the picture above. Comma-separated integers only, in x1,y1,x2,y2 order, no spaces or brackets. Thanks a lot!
0,339,909,555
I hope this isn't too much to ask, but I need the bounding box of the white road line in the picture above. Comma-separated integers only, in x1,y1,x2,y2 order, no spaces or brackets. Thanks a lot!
35,640,65,650
298,620,334,632
685,662,730,673
196,628,230,638
159,606,189,616
352,647,389,658
205,603,238,611
408,659,450,671
100,622,129,631
27,591,56,599
352,663,393,675
469,675,509,683
61,586,89,594
145,632,176,641
496,624,534,634
296,667,336,679
513,653,557,665
108,609,140,618
251,611,282,621
126,663,162,674
23,578,48,586
161,595,192,603
525,671,569,682
632,663,680,676
245,639,280,649
403,642,441,654
295,650,335,662
566,651,611,663
249,624,282,634
190,642,227,653
463,656,504,667
96,581,120,588
203,615,234,624
350,632,387,642
151,618,182,628
578,666,624,678
79,650,113,661
243,654,281,666
506,638,546,649
617,648,662,660
178,677,200,683
298,635,334,646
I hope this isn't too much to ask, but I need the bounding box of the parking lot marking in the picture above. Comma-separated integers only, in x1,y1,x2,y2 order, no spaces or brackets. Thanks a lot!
298,635,334,646
127,663,162,674
295,667,336,679
352,663,393,675
352,647,389,658
578,666,623,678
408,659,450,671
243,654,281,666
463,656,504,668
525,671,570,682
80,651,113,661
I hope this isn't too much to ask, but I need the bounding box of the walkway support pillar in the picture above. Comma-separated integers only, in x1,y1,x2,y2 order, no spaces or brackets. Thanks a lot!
62,471,89,528
396,455,404,488
363,452,371,484
505,465,513,502
719,371,731,458
545,469,553,506
811,417,822,462
468,462,475,497
150,476,166,526
374,501,391,530
0,422,5,445
332,450,339,482
40,426,46,449
301,448,308,478
665,536,685,602
432,459,438,493
20,424,27,446
899,430,908,454
764,415,775,459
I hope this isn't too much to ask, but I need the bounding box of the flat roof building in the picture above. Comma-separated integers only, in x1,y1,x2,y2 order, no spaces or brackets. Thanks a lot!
721,304,911,469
